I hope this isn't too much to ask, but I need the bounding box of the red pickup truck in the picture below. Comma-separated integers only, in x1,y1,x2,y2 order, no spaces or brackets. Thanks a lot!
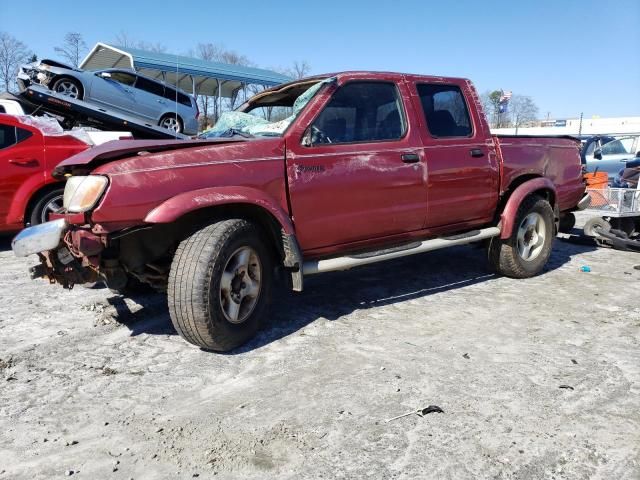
12,71,587,351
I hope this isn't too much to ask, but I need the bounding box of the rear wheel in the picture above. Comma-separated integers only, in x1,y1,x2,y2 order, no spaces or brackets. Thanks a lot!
168,219,273,351
29,188,64,226
159,114,183,133
489,195,554,278
52,77,83,99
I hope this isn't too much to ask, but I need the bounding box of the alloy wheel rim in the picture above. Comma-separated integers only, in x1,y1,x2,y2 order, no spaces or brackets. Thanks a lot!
161,117,180,132
219,246,262,324
56,81,79,98
517,212,546,261
41,195,64,223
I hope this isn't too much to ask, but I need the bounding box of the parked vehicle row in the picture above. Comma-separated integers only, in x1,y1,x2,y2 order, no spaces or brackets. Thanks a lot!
13,71,587,352
18,59,199,135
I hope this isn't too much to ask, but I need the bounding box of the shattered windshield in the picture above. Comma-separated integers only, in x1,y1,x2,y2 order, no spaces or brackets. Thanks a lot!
200,78,332,139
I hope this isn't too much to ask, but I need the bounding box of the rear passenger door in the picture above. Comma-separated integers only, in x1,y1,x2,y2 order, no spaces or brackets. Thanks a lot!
411,82,499,229
133,76,166,120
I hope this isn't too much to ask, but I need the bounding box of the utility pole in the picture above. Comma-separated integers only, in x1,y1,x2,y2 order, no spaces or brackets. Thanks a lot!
578,112,583,137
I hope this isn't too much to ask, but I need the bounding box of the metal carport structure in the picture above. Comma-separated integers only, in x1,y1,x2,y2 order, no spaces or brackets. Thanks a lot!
80,43,291,104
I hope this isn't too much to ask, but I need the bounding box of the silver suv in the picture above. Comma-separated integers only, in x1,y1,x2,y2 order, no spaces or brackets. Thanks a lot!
18,60,199,135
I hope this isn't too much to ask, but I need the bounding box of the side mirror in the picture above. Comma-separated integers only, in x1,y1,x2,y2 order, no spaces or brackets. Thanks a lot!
98,71,112,79
301,127,313,147
593,148,602,160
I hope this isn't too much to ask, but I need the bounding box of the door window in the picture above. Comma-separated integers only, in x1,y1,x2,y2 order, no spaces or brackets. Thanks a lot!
416,84,472,137
108,71,136,86
601,137,635,156
0,125,16,149
311,82,405,144
136,76,165,97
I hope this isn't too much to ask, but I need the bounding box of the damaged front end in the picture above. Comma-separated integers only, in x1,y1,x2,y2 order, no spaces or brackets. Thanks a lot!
14,220,105,289
17,59,76,91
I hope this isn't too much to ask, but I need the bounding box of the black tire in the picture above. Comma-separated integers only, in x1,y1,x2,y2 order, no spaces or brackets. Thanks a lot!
558,212,576,233
583,217,611,237
51,77,84,100
489,195,554,278
610,217,636,237
29,188,64,226
168,219,273,351
159,114,183,134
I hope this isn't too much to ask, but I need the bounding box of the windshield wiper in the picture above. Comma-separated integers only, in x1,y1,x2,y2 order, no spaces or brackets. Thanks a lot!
219,128,254,139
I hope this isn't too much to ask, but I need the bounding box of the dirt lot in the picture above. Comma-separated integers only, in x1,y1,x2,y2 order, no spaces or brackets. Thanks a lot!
1,220,639,479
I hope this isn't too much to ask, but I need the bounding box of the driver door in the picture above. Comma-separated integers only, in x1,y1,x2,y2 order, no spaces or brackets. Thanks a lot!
91,71,138,115
285,79,427,251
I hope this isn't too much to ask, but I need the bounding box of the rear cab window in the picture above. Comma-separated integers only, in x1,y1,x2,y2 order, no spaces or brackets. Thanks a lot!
416,84,472,138
311,81,406,144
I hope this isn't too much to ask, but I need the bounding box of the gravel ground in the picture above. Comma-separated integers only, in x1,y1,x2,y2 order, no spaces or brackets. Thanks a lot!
0,220,639,479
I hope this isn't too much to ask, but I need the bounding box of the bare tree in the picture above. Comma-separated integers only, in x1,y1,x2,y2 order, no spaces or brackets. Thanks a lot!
114,31,166,53
54,32,87,67
114,31,134,48
0,32,32,92
509,95,539,130
286,60,311,79
136,41,167,53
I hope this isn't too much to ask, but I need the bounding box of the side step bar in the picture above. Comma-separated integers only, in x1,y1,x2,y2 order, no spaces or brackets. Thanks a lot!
302,227,500,275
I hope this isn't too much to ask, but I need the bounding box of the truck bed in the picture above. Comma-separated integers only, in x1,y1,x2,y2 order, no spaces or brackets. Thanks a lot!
494,134,584,211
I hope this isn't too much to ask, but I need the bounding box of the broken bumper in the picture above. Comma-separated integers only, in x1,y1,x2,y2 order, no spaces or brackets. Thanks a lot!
12,219,67,257
576,192,592,210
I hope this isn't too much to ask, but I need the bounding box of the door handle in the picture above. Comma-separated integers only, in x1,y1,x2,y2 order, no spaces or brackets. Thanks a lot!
401,153,420,163
470,148,484,158
9,158,39,167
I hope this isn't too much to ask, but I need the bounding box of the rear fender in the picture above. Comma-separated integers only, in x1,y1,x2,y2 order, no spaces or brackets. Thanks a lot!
144,186,295,235
499,178,556,239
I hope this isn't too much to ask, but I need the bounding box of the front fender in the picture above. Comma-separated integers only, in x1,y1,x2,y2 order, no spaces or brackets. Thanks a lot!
144,186,295,234
499,178,556,239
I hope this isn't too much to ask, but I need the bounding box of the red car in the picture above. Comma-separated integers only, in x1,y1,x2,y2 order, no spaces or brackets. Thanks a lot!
14,71,587,351
0,114,89,233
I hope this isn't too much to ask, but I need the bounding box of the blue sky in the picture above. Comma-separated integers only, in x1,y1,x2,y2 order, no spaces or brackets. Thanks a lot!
2,0,639,118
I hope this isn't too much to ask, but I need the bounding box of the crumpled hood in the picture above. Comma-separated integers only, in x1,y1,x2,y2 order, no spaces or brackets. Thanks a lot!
52,138,247,179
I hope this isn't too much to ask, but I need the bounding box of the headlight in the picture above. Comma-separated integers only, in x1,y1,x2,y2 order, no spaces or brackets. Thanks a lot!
63,175,109,213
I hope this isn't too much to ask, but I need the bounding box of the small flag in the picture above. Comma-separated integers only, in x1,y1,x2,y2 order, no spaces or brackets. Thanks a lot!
499,90,512,103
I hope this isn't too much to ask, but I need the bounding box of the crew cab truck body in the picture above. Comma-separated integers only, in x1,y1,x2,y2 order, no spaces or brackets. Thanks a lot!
12,72,587,351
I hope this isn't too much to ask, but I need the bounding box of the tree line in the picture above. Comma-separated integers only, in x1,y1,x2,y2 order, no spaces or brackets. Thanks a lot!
481,90,539,129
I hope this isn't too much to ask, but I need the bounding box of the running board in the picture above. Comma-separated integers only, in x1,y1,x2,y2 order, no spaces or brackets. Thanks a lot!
302,227,501,275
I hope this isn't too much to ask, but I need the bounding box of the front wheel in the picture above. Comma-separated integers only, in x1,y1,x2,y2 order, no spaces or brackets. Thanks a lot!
167,219,273,351
52,77,83,99
489,195,554,278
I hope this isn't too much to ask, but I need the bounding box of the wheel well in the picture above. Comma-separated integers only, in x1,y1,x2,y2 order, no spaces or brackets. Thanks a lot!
495,175,556,223
116,204,287,286
50,75,84,97
25,183,65,225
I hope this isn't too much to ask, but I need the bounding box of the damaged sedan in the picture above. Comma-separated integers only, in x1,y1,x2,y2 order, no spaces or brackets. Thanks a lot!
18,59,199,135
